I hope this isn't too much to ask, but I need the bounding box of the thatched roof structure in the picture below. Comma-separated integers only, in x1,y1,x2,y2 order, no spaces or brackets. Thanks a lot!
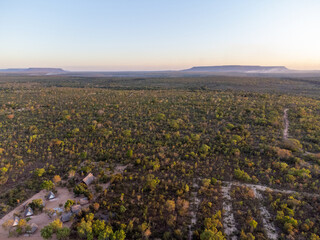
26,223,38,234
71,205,81,214
83,173,95,185
80,197,89,205
61,212,73,223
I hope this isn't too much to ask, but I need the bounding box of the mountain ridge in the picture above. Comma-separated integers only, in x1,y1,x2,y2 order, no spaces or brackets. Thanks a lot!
0,68,67,75
182,65,290,73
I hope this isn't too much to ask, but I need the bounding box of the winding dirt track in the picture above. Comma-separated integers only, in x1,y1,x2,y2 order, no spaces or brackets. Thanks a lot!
220,179,320,240
283,108,289,140
221,184,237,240
254,189,278,240
219,108,320,239
188,178,200,240
222,181,320,199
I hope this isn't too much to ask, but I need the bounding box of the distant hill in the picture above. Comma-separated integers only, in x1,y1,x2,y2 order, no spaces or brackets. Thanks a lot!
183,65,290,73
0,68,67,75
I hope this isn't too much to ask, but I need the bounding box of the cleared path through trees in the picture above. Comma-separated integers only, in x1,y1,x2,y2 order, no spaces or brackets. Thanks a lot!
188,178,201,240
221,183,238,240
283,108,289,140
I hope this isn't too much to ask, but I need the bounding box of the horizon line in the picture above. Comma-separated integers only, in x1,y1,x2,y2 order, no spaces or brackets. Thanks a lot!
1,64,320,72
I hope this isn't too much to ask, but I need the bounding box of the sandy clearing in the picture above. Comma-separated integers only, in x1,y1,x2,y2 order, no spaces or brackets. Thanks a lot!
100,165,128,191
0,164,130,239
250,187,278,240
0,187,82,240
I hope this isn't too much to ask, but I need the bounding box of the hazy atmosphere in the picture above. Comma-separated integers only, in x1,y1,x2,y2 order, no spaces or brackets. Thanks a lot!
1,0,320,70
1,1,320,240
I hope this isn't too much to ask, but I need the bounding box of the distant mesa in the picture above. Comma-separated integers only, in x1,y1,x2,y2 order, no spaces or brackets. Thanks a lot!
0,68,67,75
182,65,290,73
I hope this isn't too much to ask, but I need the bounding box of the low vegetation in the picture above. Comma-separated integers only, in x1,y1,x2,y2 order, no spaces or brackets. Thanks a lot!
0,75,319,239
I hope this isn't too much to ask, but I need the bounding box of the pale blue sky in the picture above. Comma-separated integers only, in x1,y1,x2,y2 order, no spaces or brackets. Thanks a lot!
1,0,320,70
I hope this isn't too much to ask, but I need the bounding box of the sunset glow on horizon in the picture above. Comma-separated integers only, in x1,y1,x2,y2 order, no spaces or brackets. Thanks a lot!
1,0,320,71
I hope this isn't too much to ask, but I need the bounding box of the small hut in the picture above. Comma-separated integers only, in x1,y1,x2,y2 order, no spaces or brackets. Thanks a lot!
80,197,89,205
47,191,55,200
83,173,95,185
27,223,38,234
71,205,81,214
25,207,33,217
52,207,63,217
61,212,73,223
12,216,19,227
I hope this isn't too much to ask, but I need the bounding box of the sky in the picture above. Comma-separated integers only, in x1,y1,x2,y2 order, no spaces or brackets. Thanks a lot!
0,0,320,71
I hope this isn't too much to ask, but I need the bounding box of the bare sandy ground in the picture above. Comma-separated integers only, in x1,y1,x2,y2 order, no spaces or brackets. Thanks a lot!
0,164,129,239
100,165,128,190
0,187,80,240
251,187,278,240
221,180,320,239
222,181,320,198
221,183,237,240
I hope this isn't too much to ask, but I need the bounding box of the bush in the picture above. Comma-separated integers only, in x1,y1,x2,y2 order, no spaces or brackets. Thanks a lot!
56,227,70,240
200,229,225,240
283,139,302,152
234,169,252,182
64,199,75,211
29,199,44,212
50,219,63,232
34,168,46,177
74,183,89,196
41,180,54,191
41,225,53,240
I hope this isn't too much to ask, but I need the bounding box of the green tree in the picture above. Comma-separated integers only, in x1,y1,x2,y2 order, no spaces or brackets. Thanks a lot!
41,225,54,240
78,213,94,240
93,219,105,237
145,174,160,191
111,229,126,240
50,219,63,232
120,205,126,213
127,149,133,158
200,144,210,155
56,227,70,240
34,168,46,177
41,180,54,191
98,225,113,240
64,199,75,211
30,199,44,211
249,219,258,232
200,229,225,240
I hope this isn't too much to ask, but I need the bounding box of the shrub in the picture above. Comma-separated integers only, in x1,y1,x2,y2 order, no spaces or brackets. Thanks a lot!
56,227,70,240
234,169,252,182
29,199,44,212
41,225,53,239
74,183,89,196
41,180,54,191
34,168,45,177
64,199,75,211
